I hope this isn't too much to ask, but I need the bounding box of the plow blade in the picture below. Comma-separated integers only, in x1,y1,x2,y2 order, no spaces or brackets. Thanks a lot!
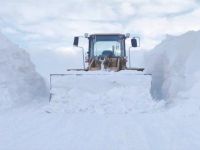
49,71,153,113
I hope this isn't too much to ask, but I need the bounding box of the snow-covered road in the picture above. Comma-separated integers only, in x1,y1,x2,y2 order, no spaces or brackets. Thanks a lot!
1,102,200,150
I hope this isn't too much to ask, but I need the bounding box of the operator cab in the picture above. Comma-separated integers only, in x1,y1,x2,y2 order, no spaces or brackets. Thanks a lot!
88,34,126,59
73,33,142,71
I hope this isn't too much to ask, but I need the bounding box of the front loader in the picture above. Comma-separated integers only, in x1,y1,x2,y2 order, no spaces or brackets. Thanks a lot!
49,33,152,113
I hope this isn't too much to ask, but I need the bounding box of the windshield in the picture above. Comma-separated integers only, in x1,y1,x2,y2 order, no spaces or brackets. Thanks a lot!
94,41,121,56
90,35,125,57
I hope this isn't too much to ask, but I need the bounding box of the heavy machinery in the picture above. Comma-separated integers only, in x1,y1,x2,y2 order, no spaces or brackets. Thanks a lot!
69,33,144,72
49,33,152,113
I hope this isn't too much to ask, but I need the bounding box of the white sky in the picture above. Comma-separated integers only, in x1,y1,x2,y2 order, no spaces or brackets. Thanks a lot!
0,0,200,78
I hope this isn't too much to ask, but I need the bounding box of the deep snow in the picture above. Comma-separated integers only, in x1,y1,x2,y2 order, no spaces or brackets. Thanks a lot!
0,32,48,110
1,31,200,150
146,31,200,101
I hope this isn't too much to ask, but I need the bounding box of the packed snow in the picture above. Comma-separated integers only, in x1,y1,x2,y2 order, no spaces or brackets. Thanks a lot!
1,31,200,150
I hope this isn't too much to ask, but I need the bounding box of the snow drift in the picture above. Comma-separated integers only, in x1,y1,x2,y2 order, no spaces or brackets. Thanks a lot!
0,32,48,109
146,30,200,101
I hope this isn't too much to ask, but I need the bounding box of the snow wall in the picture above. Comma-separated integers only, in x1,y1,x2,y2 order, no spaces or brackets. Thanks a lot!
146,30,200,101
0,32,48,109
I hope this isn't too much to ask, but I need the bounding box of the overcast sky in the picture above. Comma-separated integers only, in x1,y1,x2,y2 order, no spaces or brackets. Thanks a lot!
0,0,200,78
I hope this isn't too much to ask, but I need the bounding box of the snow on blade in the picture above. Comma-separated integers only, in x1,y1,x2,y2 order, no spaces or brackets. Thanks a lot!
48,71,158,114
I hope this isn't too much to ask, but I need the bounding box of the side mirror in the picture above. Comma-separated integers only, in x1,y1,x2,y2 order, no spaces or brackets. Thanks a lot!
131,38,138,47
73,37,79,46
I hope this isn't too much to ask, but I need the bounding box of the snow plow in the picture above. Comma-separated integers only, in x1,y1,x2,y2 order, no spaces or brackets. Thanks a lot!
49,33,152,113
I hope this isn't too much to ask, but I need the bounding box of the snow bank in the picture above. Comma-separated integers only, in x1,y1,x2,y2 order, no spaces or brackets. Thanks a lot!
0,32,48,109
146,31,200,101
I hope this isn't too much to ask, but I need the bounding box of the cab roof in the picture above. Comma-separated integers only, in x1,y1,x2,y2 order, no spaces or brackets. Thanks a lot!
89,33,125,36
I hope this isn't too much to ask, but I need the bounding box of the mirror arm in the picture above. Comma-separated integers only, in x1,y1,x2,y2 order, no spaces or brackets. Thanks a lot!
128,47,132,68
125,37,132,68
74,35,88,70
77,46,85,70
